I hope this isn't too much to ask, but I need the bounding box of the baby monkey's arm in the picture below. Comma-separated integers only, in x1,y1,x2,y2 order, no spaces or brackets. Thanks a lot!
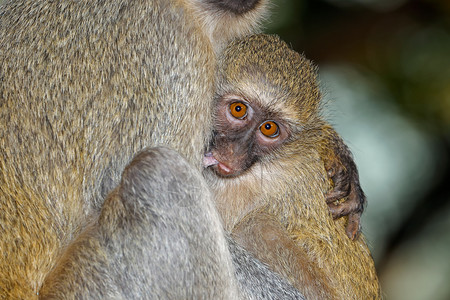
319,125,366,240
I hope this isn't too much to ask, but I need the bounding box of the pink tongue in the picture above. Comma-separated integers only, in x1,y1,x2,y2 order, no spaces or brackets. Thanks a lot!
203,153,219,168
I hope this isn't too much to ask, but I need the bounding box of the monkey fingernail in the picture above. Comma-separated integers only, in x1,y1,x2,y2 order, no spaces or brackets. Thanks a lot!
346,225,361,240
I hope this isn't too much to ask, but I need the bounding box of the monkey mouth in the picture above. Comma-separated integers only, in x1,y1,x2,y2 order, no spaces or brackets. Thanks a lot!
215,162,233,176
203,152,236,177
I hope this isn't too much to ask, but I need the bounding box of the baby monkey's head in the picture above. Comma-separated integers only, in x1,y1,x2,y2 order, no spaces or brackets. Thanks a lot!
204,34,322,178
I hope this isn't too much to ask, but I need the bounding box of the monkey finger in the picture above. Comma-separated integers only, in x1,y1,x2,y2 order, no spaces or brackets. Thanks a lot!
328,201,362,240
345,212,362,240
325,189,348,203
330,169,351,192
327,196,361,219
326,166,351,197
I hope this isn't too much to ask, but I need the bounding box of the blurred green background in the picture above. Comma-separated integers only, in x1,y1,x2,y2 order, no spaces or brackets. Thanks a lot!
266,0,450,299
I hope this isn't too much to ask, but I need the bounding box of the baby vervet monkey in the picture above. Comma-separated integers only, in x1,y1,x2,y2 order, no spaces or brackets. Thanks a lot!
203,34,365,238
203,34,381,299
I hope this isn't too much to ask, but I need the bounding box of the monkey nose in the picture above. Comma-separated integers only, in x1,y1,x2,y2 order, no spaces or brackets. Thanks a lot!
203,152,219,168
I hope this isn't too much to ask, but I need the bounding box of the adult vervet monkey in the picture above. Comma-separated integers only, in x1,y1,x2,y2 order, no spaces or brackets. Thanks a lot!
0,0,272,298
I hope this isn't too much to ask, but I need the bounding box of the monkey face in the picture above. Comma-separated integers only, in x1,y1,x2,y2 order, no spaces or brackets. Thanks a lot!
204,94,290,177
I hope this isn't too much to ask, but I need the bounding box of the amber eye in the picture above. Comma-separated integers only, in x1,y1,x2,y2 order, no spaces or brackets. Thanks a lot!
260,121,279,137
229,102,247,119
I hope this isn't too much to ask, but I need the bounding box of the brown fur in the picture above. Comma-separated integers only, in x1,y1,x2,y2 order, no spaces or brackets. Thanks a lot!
0,0,269,298
204,34,381,299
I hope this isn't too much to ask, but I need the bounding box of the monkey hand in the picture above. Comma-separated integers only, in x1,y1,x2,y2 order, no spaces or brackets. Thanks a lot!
324,154,366,241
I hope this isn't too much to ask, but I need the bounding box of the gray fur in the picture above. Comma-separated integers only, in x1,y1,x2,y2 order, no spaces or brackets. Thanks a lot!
40,147,241,299
40,147,304,299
